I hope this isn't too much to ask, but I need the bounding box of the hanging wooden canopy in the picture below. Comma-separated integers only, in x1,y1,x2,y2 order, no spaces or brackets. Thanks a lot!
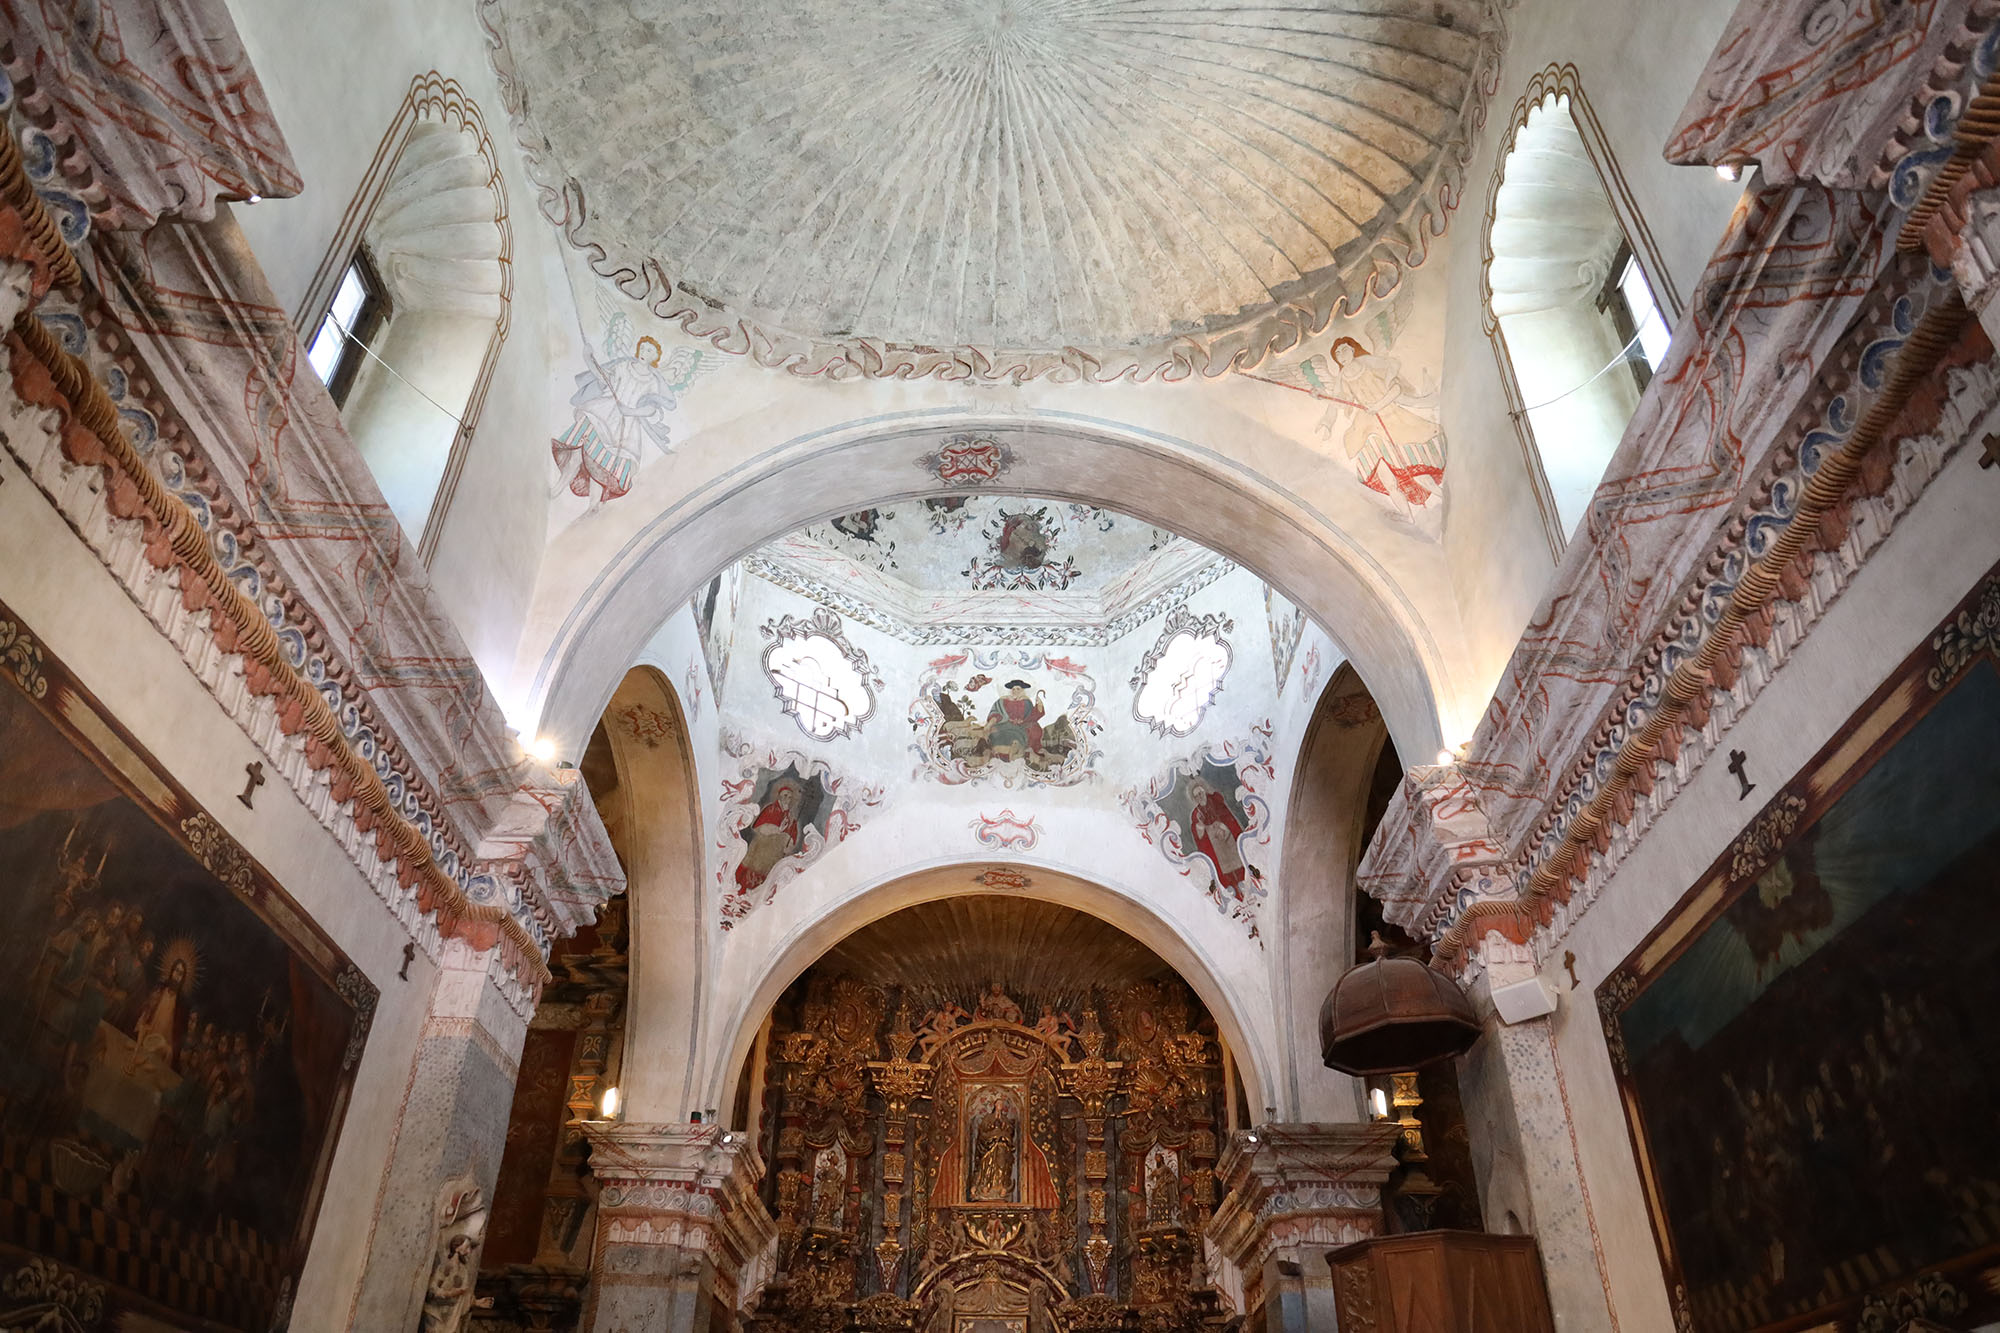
1320,933,1481,1076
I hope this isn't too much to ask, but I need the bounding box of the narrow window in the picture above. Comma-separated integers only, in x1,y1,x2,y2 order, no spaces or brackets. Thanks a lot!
306,253,388,407
1483,76,1682,551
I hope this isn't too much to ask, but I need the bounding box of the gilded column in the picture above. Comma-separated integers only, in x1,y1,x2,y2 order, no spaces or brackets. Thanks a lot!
581,1123,777,1333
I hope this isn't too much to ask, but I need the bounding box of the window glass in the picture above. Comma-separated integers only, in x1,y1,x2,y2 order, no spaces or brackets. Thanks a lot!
1618,256,1671,372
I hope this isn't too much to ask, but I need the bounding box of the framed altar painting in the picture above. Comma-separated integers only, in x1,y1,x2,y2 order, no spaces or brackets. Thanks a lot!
1597,566,2000,1333
0,602,376,1331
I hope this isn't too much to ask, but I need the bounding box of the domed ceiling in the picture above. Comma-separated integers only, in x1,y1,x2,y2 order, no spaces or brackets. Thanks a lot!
745,497,1232,644
485,0,1505,380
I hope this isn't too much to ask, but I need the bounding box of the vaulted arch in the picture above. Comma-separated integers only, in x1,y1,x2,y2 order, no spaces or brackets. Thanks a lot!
520,412,1466,783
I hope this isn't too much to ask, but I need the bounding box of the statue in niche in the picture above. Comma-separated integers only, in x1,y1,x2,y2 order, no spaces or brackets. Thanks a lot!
974,982,1023,1025
809,1144,847,1229
1145,1147,1181,1228
967,1092,1021,1203
419,1175,494,1333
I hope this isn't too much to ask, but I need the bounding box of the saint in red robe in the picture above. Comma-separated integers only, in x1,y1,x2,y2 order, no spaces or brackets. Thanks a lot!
1189,785,1248,898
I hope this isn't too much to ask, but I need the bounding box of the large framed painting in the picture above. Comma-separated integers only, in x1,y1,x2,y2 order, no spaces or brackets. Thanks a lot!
1598,565,2000,1333
0,602,377,1331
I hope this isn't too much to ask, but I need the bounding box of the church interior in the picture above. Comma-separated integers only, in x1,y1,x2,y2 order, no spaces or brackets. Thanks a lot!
1,0,1997,1330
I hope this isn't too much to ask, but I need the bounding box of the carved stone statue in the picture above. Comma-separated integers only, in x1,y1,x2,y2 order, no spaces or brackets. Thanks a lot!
418,1175,494,1333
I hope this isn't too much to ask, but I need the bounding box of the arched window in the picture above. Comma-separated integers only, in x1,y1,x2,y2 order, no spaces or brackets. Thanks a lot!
296,75,512,560
1483,67,1680,554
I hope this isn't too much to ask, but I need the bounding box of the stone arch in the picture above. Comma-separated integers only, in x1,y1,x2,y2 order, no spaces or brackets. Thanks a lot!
697,862,1277,1128
295,72,512,557
595,665,707,1121
1272,663,1394,1121
525,412,1459,776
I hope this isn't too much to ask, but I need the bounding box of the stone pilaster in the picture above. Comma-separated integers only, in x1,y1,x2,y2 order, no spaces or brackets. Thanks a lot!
1456,1013,1617,1332
350,938,535,1328
1204,1123,1400,1332
582,1123,778,1333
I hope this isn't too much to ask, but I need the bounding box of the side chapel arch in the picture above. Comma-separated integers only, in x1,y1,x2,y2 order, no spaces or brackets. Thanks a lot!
596,665,708,1121
1274,664,1395,1121
526,415,1458,780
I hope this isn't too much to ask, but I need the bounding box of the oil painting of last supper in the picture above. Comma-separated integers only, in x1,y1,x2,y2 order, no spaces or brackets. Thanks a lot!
0,606,374,1332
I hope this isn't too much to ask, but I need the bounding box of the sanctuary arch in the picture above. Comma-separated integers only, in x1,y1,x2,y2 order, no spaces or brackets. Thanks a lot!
520,414,1468,774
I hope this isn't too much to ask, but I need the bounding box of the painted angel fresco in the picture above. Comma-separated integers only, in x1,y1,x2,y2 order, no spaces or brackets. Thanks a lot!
1248,291,1447,527
552,304,716,508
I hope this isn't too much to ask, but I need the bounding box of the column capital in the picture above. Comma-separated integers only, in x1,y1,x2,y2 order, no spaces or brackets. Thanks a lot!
1206,1122,1400,1309
584,1122,777,1310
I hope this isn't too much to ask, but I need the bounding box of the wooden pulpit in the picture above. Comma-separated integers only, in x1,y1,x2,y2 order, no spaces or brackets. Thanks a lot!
1326,1230,1557,1333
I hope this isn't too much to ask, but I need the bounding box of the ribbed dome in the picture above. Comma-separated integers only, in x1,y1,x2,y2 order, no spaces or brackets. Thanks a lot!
487,0,1504,379
811,897,1175,1011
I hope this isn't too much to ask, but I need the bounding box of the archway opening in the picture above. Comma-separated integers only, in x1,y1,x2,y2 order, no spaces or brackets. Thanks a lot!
738,896,1241,1325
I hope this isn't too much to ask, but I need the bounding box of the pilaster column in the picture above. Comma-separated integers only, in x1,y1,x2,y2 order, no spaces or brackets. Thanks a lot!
1455,982,1617,1332
350,938,536,1328
1205,1123,1400,1332
582,1123,777,1333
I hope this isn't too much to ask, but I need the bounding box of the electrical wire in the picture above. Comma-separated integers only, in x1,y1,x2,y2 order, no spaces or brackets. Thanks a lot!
1512,325,1650,417
323,319,469,427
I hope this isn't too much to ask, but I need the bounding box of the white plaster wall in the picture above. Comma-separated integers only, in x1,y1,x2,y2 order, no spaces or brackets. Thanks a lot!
1435,0,1748,714
221,0,579,700
0,449,448,1325
1482,446,2000,1330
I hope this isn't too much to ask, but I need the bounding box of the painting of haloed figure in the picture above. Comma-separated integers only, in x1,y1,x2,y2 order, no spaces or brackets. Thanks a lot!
1156,761,1261,904
1601,588,2000,1333
0,610,370,1332
730,765,831,901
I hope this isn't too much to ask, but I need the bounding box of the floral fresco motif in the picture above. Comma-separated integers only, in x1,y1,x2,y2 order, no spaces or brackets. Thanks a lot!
715,732,884,927
813,508,899,570
1266,588,1307,693
918,434,1017,487
1121,725,1275,938
910,651,1103,788
964,506,1080,591
970,811,1040,852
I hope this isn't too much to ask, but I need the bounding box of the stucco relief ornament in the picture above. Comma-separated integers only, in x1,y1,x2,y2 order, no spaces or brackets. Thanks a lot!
1727,793,1808,884
760,607,882,741
1926,570,1999,691
919,434,1017,486
0,617,48,698
714,730,884,927
1121,723,1276,939
1130,605,1234,738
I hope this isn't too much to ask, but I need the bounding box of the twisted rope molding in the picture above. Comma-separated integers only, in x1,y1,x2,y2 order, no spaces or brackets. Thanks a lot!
0,121,552,984
1429,284,1975,969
